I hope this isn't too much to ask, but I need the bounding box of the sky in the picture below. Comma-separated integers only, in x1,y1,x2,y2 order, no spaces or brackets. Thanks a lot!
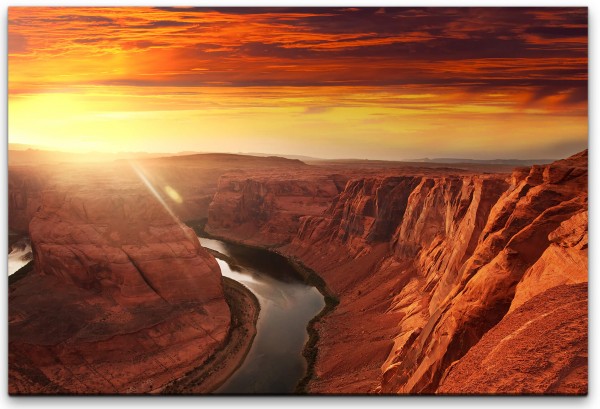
7,7,588,160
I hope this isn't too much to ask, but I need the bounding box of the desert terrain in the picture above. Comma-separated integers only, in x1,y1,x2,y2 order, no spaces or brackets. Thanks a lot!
7,149,587,394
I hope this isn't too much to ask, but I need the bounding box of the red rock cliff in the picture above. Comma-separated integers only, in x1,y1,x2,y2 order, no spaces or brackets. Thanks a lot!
9,178,230,393
284,174,511,392
207,170,347,247
8,166,49,234
8,154,308,236
380,151,587,394
205,151,587,394
437,282,587,394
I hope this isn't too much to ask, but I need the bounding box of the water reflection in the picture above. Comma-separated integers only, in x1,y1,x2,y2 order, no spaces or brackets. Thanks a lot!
199,236,325,394
8,241,32,276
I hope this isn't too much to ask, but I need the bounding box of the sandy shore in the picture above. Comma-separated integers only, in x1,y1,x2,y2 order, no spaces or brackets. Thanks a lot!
161,276,260,394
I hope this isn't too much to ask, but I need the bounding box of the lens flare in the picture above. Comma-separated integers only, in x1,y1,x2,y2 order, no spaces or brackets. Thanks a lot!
130,161,179,221
164,185,183,204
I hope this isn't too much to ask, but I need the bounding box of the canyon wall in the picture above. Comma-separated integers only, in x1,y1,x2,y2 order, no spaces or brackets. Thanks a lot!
8,151,587,394
9,167,231,394
206,151,588,394
8,154,307,235
378,151,587,394
8,166,49,234
7,154,310,394
206,170,348,247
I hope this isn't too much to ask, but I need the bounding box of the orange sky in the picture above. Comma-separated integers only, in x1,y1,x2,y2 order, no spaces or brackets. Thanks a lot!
8,7,588,160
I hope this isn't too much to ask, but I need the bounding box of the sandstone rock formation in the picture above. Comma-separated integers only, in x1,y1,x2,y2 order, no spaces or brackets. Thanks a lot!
207,170,347,247
133,154,307,224
284,174,513,393
9,171,230,394
8,154,307,236
205,151,588,394
437,283,587,394
8,165,49,234
7,153,312,394
9,150,588,394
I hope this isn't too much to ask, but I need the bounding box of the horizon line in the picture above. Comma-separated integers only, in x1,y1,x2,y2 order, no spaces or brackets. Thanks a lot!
7,142,566,163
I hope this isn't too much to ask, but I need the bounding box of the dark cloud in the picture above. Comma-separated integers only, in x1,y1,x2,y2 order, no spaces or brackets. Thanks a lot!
525,26,587,39
153,7,338,15
236,41,317,59
41,14,116,25
9,7,588,98
8,32,28,54
73,37,104,44
130,20,193,29
562,87,588,105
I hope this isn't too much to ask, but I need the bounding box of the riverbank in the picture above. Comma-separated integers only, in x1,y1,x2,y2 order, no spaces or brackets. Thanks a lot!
8,234,33,278
161,276,260,394
9,260,34,285
189,221,339,394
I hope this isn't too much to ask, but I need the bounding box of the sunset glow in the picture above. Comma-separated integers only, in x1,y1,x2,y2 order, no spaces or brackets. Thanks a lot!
8,7,588,160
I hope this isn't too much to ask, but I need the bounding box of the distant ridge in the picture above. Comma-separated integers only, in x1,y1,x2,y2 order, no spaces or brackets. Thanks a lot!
243,152,325,162
8,144,557,167
8,146,194,165
137,152,307,166
412,157,556,166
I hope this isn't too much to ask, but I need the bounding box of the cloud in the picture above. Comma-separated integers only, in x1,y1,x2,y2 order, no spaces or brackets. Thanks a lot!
304,106,332,114
7,7,587,106
8,32,28,54
130,20,193,29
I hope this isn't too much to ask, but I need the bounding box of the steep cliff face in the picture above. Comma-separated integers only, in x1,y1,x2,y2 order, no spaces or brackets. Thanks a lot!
205,151,587,394
437,283,587,394
380,151,587,394
10,150,587,394
207,170,346,247
283,174,511,392
8,166,49,234
9,186,230,393
510,210,588,312
132,154,308,224
7,154,312,394
7,154,308,237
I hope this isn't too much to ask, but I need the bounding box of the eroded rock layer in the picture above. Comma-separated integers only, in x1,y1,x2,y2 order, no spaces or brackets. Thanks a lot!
8,154,307,235
9,150,588,394
437,283,588,395
207,170,348,247
206,151,588,394
9,169,230,394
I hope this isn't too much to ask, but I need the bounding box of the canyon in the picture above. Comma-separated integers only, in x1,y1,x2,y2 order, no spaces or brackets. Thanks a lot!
206,150,588,394
7,154,310,394
8,167,231,393
8,150,588,394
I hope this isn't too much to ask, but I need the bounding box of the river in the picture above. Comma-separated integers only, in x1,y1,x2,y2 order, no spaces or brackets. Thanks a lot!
198,236,325,394
6,234,325,393
8,240,32,276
